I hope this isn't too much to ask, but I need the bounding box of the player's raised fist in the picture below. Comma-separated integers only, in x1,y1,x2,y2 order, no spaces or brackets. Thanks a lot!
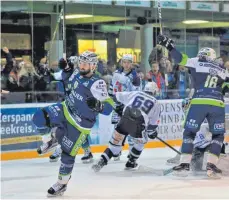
157,35,175,51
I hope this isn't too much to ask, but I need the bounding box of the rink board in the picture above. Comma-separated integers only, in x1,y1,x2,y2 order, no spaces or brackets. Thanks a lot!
1,100,229,161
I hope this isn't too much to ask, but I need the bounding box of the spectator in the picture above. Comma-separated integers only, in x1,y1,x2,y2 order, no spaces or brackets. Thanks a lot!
136,69,147,91
96,58,104,76
220,50,229,64
1,47,14,76
102,65,113,90
168,64,192,99
1,47,14,91
225,61,229,71
148,45,170,75
107,61,117,74
147,61,166,99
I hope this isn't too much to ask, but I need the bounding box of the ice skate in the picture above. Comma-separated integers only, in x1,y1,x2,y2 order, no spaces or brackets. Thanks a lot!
166,153,181,165
47,182,67,197
113,152,121,161
49,147,62,162
172,163,190,177
37,137,58,155
81,152,93,164
125,159,139,170
92,158,107,172
206,162,222,179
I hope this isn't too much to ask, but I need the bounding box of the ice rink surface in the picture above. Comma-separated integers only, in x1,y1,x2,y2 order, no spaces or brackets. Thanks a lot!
1,148,229,199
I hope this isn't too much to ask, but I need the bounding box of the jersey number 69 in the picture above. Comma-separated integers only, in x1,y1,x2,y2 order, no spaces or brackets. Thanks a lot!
132,96,154,114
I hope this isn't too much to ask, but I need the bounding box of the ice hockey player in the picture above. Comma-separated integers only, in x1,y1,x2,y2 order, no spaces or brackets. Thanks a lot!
158,34,229,178
167,98,229,176
109,54,140,161
47,57,75,162
92,82,160,172
32,51,114,196
46,56,93,163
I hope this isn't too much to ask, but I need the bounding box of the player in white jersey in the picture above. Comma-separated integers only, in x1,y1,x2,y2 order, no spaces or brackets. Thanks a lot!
92,82,160,172
109,54,140,161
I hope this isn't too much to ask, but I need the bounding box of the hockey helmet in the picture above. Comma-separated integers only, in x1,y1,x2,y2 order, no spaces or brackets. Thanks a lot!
69,56,78,65
144,82,159,96
78,51,98,75
197,47,216,62
122,54,133,63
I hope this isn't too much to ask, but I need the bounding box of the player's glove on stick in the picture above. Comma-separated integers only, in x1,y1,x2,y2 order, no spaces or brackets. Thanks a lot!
86,96,104,112
146,129,158,140
157,35,175,51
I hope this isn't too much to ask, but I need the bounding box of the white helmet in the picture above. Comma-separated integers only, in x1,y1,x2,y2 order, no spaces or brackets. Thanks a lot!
144,82,159,95
69,56,78,65
122,54,133,63
78,51,98,75
197,47,216,62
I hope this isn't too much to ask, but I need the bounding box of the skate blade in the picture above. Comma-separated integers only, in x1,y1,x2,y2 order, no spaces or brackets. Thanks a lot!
91,163,103,172
47,191,64,197
124,165,139,171
82,158,94,164
207,170,222,179
113,157,121,161
49,158,59,162
173,170,189,177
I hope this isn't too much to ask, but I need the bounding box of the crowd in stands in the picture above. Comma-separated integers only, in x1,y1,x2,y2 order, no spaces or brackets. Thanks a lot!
1,45,229,104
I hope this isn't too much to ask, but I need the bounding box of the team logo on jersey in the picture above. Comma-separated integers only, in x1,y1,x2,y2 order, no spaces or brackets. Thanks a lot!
73,81,79,89
209,68,218,76
214,123,224,131
62,136,73,150
83,81,89,87
186,119,198,128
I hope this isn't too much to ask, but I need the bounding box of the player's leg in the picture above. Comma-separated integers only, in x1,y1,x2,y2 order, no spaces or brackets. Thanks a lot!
125,111,145,170
206,105,225,178
173,104,206,175
91,129,127,172
81,136,93,163
92,106,144,172
192,142,228,173
191,146,209,171
47,122,88,196
33,105,64,154
49,145,62,162
111,107,122,161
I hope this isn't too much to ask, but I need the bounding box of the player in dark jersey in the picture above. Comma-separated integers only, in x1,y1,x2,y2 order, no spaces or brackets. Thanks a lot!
158,34,229,179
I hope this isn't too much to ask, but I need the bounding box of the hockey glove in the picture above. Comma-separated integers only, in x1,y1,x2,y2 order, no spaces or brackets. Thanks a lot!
146,129,158,140
157,34,175,51
58,58,73,72
182,98,192,111
86,96,104,112
114,104,124,117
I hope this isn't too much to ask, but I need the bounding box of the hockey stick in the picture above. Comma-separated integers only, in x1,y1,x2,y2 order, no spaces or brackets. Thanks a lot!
157,0,163,35
157,0,169,87
156,136,181,155
137,165,174,176
46,8,64,63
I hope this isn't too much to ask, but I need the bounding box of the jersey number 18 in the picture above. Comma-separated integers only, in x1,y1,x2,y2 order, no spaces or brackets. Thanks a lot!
204,75,218,88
